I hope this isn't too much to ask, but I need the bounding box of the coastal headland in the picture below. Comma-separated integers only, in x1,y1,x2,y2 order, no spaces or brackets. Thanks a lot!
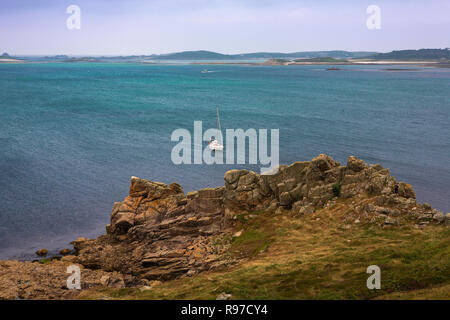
0,154,448,300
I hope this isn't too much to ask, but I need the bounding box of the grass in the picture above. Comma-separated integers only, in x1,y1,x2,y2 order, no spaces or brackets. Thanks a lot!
332,183,341,197
39,259,52,264
77,199,450,300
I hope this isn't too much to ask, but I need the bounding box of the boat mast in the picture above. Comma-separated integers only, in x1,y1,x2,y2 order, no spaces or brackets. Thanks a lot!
216,106,223,144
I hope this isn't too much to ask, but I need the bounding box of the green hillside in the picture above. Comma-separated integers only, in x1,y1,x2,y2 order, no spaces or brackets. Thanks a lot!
78,198,450,300
366,48,450,60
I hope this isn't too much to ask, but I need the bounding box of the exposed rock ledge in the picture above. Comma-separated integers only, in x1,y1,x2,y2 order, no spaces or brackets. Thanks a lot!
1,154,448,299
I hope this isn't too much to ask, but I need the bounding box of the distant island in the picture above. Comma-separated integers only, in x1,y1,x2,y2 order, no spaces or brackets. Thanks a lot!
255,49,450,67
2,49,450,67
0,52,23,63
143,50,377,60
44,55,69,60
366,48,450,60
102,48,450,63
63,57,102,63
262,57,351,66
11,50,378,63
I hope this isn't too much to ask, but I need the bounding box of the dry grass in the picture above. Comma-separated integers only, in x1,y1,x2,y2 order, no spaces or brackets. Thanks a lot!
77,199,450,300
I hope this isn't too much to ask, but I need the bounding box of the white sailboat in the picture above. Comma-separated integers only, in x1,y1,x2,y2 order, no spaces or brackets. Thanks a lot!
209,106,224,151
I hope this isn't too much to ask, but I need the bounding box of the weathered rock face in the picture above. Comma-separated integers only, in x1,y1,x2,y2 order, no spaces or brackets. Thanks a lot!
223,154,402,214
223,154,340,213
0,154,447,300
74,178,231,280
72,154,447,281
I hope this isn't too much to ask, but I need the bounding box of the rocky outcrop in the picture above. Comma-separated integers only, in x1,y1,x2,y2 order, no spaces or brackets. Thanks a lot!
73,177,231,280
71,154,447,282
224,154,399,213
2,154,446,299
223,154,341,213
36,249,48,256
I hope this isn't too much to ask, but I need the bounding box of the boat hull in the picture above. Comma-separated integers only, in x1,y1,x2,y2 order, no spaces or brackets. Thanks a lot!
208,144,223,151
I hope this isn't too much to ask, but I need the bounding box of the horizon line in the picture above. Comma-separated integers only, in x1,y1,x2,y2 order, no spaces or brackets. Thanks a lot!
6,47,449,57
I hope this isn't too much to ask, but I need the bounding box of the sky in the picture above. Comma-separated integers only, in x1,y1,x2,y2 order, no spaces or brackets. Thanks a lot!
1,0,449,56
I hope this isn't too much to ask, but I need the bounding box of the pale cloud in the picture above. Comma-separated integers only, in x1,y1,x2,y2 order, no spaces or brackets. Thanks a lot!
0,0,449,55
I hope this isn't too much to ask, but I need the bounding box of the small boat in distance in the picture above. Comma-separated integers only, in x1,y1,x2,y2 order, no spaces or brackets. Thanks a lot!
201,69,209,73
326,67,341,71
209,106,224,151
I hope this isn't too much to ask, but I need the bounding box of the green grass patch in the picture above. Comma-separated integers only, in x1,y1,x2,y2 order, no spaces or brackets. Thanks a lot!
332,183,341,197
78,204,450,300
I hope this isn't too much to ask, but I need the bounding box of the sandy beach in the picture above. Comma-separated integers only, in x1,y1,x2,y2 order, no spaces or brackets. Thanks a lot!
0,58,24,63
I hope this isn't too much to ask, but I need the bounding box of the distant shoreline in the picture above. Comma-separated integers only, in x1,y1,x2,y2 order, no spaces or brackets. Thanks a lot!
0,59,25,64
192,59,448,67
4,48,450,67
3,59,449,68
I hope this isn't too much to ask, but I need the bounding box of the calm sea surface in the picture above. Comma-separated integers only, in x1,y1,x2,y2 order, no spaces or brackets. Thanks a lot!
0,62,449,259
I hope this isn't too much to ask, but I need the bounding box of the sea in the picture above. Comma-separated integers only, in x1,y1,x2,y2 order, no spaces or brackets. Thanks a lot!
0,62,449,259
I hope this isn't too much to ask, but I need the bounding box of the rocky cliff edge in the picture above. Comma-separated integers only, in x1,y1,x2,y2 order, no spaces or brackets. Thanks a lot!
1,154,448,299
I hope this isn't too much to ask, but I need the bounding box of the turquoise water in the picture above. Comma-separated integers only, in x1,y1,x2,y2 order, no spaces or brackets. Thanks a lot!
0,62,449,259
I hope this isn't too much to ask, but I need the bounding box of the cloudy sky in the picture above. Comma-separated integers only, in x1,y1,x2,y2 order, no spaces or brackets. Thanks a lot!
1,0,449,55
